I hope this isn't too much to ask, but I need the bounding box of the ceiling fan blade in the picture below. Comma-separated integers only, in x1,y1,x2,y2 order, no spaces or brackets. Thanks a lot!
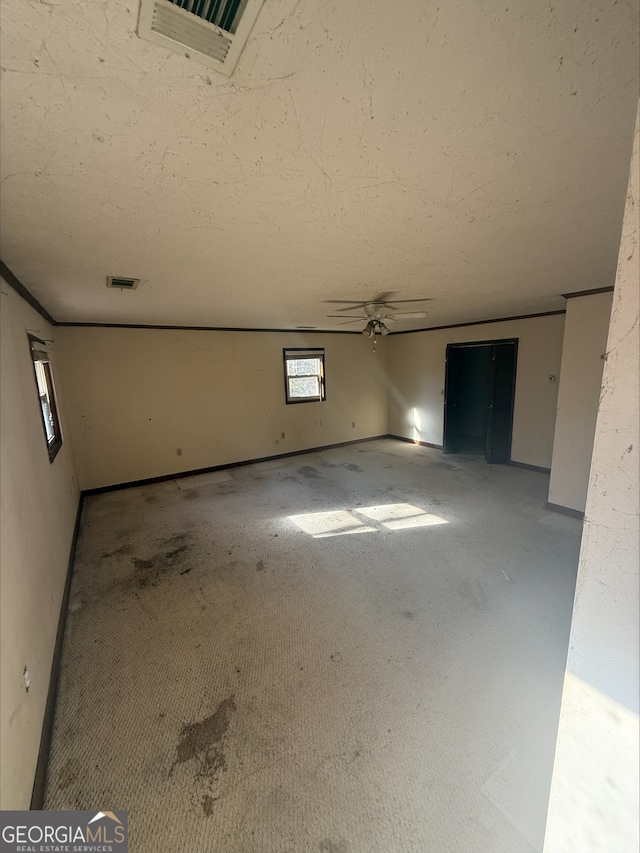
336,318,365,326
325,305,366,313
386,298,432,305
327,314,366,319
324,300,364,305
394,311,429,319
373,291,396,303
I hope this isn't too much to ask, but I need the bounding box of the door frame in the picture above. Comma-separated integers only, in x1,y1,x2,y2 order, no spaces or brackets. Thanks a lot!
443,338,518,460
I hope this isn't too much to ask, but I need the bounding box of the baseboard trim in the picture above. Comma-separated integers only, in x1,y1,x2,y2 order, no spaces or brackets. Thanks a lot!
545,501,585,520
511,460,551,474
561,286,614,300
30,495,84,810
388,434,443,451
82,436,390,496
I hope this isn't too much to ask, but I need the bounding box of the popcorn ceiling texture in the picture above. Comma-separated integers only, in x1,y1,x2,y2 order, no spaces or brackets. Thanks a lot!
0,0,637,329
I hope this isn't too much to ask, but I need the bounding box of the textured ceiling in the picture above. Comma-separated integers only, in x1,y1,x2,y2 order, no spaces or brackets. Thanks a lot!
0,0,638,330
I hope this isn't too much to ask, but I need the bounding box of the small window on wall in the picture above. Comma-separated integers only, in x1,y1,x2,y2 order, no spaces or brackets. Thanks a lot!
283,349,326,404
28,335,63,462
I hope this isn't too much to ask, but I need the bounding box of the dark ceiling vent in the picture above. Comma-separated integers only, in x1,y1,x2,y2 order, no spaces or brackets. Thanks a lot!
107,276,140,290
168,0,246,35
137,0,264,75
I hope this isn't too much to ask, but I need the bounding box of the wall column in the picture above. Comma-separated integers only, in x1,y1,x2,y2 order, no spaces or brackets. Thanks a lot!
543,105,639,852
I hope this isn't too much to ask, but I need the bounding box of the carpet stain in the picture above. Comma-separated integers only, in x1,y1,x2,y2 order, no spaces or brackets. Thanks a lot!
457,578,489,611
57,757,81,790
319,459,338,468
144,494,159,504
319,840,349,853
183,489,200,500
298,466,321,479
343,463,362,473
132,557,154,570
174,696,236,780
431,460,457,470
128,533,195,589
256,560,266,573
402,610,416,619
101,543,133,559
201,794,215,816
165,544,188,560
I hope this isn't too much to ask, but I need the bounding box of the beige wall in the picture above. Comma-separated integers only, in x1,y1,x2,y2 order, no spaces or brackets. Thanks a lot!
56,328,389,490
387,314,566,469
548,292,613,513
0,284,80,809
544,104,639,853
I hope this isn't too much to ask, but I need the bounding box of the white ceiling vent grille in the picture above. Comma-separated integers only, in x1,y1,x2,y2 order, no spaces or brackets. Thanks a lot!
137,0,264,75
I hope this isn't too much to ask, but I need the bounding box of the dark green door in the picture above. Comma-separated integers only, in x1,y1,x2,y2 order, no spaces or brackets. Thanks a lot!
444,339,517,463
485,341,518,464
443,345,464,454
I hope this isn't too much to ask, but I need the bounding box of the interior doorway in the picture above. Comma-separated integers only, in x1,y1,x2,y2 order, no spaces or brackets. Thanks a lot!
444,339,518,463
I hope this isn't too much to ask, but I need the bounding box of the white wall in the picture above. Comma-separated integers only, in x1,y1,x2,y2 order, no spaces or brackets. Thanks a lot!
0,284,80,809
544,105,639,853
56,328,389,490
387,313,565,469
548,292,613,513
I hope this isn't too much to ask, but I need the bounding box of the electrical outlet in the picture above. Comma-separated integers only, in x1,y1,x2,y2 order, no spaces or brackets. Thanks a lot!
281,432,285,439
352,421,356,428
176,448,183,456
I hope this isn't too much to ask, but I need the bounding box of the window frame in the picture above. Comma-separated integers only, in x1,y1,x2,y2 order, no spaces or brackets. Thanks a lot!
283,348,326,404
27,334,63,462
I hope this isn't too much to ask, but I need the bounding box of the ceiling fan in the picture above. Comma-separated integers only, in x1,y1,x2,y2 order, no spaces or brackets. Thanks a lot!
326,293,431,336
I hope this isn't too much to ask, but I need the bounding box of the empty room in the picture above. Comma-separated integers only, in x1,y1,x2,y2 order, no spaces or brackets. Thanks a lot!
0,1,638,852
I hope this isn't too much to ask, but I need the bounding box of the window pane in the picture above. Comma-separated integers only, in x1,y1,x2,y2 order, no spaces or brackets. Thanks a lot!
289,376,320,398
283,348,325,404
34,361,56,443
286,358,319,377
29,337,63,461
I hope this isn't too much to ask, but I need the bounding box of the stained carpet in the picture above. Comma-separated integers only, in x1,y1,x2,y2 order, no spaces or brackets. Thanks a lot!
44,439,581,853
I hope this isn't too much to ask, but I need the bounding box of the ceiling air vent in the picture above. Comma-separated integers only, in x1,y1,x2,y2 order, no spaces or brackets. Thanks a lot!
137,0,265,75
107,276,140,290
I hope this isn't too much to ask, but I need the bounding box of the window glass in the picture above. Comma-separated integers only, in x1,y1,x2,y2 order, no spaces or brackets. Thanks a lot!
284,349,325,404
28,335,63,461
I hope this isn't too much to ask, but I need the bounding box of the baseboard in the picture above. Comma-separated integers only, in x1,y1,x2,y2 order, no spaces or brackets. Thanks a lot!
30,495,84,810
388,434,443,451
389,439,551,470
511,460,551,474
545,501,585,520
82,435,390,496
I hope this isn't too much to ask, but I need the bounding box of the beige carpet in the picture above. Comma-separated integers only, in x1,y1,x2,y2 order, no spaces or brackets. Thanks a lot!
44,439,581,853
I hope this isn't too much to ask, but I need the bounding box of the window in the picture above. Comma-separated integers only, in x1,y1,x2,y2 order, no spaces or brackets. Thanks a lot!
283,348,326,404
28,335,63,461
